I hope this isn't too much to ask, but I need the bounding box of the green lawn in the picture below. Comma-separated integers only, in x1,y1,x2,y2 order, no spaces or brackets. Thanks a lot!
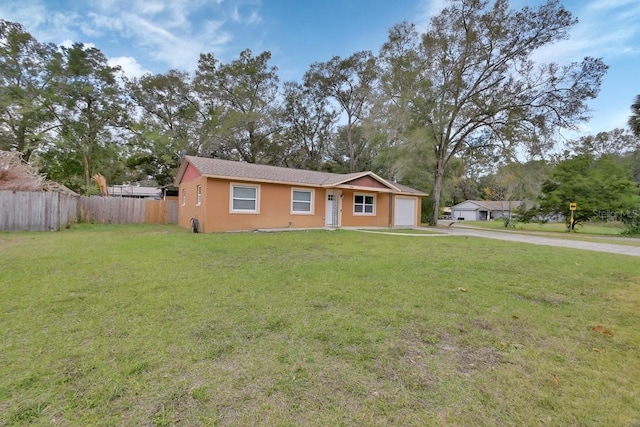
1,225,639,426
447,220,640,247
359,228,442,235
456,220,626,235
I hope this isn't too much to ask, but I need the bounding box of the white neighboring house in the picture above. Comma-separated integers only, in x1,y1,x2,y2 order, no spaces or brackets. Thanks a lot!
107,184,162,199
451,200,522,221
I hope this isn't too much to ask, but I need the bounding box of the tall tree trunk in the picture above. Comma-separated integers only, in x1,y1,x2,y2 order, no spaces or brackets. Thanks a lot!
347,115,356,173
82,152,91,195
430,157,446,226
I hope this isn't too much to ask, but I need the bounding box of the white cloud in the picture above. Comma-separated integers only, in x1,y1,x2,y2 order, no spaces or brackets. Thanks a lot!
586,0,639,11
137,1,166,15
92,0,241,68
0,0,48,29
0,1,82,45
84,13,125,35
108,56,150,78
2,0,262,73
246,10,262,25
229,2,263,25
57,40,96,49
532,0,640,63
115,13,226,70
232,5,241,23
414,0,449,29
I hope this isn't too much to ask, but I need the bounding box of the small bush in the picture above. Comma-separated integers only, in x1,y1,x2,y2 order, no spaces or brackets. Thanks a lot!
622,211,640,235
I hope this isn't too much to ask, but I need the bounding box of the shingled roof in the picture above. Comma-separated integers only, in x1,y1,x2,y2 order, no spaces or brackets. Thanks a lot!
460,200,522,210
175,156,427,196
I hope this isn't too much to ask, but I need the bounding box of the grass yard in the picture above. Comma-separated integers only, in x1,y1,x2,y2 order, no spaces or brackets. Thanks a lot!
449,221,640,247
1,224,639,426
358,229,442,235
458,220,626,235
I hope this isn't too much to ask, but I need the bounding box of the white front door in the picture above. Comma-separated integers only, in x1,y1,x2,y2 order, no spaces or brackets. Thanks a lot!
325,190,341,227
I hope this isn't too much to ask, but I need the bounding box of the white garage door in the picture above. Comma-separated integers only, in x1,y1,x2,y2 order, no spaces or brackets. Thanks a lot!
394,197,416,227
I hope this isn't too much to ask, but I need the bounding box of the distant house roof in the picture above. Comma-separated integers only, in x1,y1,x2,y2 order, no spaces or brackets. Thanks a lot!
453,200,522,211
107,185,162,198
174,156,427,196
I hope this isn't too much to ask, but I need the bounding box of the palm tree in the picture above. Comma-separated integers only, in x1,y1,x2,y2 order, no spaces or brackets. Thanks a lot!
629,94,640,137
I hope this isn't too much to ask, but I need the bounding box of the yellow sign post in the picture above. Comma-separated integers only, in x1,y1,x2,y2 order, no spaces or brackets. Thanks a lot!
569,202,576,232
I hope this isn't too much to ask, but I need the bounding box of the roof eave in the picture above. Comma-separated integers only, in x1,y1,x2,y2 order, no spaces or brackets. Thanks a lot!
330,183,393,193
173,157,190,186
396,191,428,197
200,174,320,188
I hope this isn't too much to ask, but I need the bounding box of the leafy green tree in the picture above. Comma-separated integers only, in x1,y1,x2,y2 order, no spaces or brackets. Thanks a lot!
0,20,59,160
623,148,640,187
325,124,376,173
305,51,377,172
568,128,637,157
538,154,639,230
374,22,435,183
480,160,551,226
126,70,201,185
44,43,128,193
377,1,608,225
193,50,282,164
629,94,640,138
280,81,337,170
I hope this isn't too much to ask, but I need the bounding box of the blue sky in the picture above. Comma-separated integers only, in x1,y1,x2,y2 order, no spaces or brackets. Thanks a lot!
1,0,638,138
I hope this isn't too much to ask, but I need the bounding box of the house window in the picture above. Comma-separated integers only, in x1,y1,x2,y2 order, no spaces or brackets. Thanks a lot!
231,184,258,213
354,194,375,215
182,189,186,206
196,185,202,206
292,189,313,214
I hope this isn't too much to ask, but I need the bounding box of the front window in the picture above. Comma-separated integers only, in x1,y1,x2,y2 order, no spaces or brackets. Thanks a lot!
354,194,375,215
181,189,186,206
231,184,258,213
292,189,313,214
196,185,202,206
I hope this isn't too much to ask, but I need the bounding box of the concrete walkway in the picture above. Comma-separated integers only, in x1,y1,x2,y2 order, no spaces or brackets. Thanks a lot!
356,224,640,257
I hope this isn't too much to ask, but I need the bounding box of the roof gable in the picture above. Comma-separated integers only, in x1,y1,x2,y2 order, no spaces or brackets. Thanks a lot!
181,162,202,184
336,175,391,189
452,200,484,210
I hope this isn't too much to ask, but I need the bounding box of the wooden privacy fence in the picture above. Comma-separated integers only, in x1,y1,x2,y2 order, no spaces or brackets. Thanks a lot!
77,196,178,225
0,190,78,231
1,193,178,231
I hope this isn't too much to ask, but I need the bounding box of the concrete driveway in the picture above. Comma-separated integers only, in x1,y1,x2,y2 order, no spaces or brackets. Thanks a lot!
428,222,640,257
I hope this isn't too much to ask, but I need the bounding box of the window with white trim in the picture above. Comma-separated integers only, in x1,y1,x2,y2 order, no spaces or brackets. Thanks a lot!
292,189,313,214
354,194,375,215
196,185,202,206
231,184,258,212
181,189,186,206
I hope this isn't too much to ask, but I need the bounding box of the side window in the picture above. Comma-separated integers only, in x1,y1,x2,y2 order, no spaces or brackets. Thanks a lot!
354,194,375,215
181,189,186,206
196,185,202,206
292,189,313,214
231,184,259,213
